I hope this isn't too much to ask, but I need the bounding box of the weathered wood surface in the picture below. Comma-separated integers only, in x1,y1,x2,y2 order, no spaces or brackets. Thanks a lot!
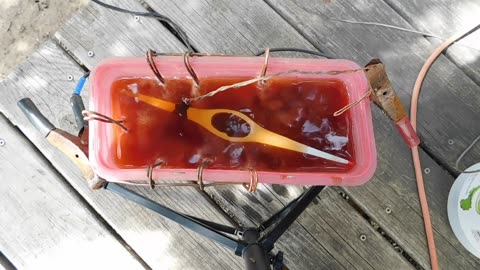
384,0,480,86
144,0,480,268
0,116,144,270
382,0,480,171
209,185,413,269
143,0,315,54
51,0,415,269
1,0,479,269
263,0,480,268
345,119,480,269
264,0,480,173
141,0,418,268
55,0,185,69
0,40,243,270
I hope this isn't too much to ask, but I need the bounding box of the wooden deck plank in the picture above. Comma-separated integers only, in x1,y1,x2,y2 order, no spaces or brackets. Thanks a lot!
268,0,480,175
143,0,314,54
381,0,480,170
345,115,479,269
0,115,144,270
54,1,248,268
263,0,480,268
52,0,412,268
384,0,480,86
0,40,243,270
208,185,414,269
55,0,185,69
264,0,480,174
141,0,417,269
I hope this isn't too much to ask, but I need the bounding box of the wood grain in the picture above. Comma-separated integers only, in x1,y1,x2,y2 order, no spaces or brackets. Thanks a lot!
3,0,477,269
384,0,480,86
346,109,480,269
0,40,243,270
264,0,480,172
209,185,414,269
145,0,480,268
0,115,144,270
262,0,480,267
56,0,412,268
140,0,419,269
143,0,315,55
52,0,414,268
55,0,185,70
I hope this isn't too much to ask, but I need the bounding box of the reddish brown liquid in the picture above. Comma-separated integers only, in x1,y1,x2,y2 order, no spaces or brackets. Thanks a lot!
110,77,354,172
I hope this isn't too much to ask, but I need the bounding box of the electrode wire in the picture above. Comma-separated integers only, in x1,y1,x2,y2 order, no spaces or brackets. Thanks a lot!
410,23,480,270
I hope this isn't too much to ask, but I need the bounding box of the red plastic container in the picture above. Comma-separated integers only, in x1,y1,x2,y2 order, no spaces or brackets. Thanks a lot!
89,56,376,186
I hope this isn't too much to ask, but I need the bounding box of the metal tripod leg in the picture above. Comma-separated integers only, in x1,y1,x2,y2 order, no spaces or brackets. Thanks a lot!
260,186,325,251
104,182,245,254
105,182,324,270
18,95,327,270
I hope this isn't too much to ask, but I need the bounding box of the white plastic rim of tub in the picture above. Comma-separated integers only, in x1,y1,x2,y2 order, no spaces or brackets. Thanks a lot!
447,162,480,258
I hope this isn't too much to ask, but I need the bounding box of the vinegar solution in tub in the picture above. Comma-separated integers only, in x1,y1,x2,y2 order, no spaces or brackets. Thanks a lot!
109,77,355,172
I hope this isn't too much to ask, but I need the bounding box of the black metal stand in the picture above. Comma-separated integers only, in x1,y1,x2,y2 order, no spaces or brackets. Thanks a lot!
105,182,325,270
16,98,326,270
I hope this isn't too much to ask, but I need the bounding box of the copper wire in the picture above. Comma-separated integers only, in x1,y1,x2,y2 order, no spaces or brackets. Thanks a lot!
258,48,270,85
333,89,372,116
153,52,226,57
184,51,200,87
196,159,212,190
242,168,258,193
407,24,480,270
82,110,128,132
109,165,256,191
112,179,199,187
186,66,373,103
146,49,165,85
146,159,164,189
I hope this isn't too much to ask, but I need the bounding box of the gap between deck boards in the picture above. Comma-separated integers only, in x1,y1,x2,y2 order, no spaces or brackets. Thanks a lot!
259,0,474,266
260,0,472,180
0,113,152,270
137,0,201,53
52,34,241,230
333,187,423,269
49,0,424,268
381,0,480,88
9,0,469,268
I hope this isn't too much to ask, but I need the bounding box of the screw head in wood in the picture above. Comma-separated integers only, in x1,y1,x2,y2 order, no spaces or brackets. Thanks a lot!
448,139,454,145
0,139,5,146
385,207,392,214
134,15,140,22
424,168,431,174
67,75,73,81
360,234,367,241
87,51,94,57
